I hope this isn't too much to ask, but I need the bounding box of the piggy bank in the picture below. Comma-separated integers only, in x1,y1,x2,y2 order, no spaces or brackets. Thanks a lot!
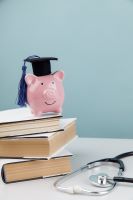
25,71,64,116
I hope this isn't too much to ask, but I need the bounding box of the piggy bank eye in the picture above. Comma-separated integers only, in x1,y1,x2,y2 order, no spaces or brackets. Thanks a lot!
41,83,44,85
52,81,55,84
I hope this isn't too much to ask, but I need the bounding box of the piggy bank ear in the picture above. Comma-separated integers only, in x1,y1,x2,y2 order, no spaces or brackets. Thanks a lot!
53,71,64,80
25,74,37,86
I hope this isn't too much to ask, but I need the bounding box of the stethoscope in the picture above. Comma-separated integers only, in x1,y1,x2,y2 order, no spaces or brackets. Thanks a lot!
54,151,133,196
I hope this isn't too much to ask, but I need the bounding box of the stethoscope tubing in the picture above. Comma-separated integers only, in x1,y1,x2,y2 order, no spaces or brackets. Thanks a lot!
54,158,122,195
54,151,133,196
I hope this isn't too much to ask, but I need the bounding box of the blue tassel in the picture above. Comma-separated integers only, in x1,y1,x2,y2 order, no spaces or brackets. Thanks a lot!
17,55,40,107
17,62,27,107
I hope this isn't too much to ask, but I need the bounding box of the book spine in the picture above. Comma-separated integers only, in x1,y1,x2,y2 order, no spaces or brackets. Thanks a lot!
1,166,7,183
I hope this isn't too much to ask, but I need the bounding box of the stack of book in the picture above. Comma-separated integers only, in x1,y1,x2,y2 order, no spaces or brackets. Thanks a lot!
0,108,77,183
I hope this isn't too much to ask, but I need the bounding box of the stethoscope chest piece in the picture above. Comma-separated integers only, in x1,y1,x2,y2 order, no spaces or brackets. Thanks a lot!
89,173,114,188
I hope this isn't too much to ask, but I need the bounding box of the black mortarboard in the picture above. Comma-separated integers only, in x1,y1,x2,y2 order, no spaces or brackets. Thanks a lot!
24,56,58,76
17,55,58,107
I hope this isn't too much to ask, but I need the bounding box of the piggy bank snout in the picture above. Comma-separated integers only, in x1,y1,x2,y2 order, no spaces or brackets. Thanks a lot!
43,89,56,100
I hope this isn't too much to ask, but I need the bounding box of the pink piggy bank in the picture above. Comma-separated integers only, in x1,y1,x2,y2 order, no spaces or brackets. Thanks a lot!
25,71,64,116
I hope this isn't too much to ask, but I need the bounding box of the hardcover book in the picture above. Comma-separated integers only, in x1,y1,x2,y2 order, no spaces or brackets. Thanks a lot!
0,108,62,137
1,149,72,183
0,118,77,158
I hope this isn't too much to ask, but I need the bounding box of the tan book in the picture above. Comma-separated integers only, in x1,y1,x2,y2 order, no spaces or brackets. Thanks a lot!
0,118,76,158
0,108,61,137
1,150,72,183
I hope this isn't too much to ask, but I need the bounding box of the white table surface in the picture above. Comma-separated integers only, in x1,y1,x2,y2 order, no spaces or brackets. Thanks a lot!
0,137,133,200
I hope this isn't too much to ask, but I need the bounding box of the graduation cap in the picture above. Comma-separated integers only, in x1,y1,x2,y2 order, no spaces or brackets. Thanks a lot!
17,55,58,107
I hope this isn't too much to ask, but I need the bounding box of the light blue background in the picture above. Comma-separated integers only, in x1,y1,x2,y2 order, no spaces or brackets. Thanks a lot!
0,0,133,138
